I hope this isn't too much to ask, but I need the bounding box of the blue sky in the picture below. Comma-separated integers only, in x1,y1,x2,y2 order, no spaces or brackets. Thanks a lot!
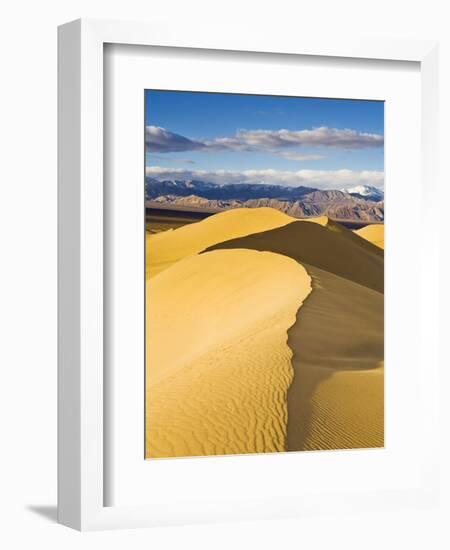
145,90,384,190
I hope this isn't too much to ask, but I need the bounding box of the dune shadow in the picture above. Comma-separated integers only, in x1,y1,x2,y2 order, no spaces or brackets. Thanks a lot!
286,264,383,450
206,220,384,451
206,220,383,292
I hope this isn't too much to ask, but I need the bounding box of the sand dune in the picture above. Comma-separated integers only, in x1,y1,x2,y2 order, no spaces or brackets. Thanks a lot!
355,224,384,249
208,222,384,451
145,207,333,278
146,248,312,458
146,207,297,278
286,265,383,450
302,215,329,226
146,207,384,456
207,218,384,293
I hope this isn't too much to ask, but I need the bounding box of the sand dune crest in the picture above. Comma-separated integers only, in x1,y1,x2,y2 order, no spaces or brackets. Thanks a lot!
207,222,384,451
146,207,297,278
207,218,384,293
355,224,384,249
286,265,384,451
146,248,312,458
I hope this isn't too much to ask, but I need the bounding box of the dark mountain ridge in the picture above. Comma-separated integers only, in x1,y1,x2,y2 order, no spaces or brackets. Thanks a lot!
146,178,319,201
145,178,384,222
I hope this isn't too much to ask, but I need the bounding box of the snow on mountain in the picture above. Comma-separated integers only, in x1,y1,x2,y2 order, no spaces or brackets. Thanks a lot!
145,179,385,222
344,185,384,201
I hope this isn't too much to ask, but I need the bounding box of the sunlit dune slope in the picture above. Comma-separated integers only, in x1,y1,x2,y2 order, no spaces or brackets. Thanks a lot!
355,224,384,249
301,215,329,226
207,218,384,293
146,248,312,458
146,207,297,278
208,223,384,450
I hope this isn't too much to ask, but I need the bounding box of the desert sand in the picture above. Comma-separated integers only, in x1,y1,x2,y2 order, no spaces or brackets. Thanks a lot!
208,217,384,293
146,208,384,457
208,218,384,451
146,248,311,458
286,264,383,450
355,224,384,249
146,207,297,278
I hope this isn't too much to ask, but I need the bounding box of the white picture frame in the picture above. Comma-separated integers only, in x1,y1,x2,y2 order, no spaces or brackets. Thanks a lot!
58,18,440,531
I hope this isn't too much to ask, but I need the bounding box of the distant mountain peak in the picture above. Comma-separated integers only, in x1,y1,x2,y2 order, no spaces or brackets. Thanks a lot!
344,185,384,201
145,178,318,201
145,178,384,222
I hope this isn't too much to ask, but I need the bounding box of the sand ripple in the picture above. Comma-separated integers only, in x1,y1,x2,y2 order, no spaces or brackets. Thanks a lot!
208,219,384,451
146,248,311,458
146,209,384,456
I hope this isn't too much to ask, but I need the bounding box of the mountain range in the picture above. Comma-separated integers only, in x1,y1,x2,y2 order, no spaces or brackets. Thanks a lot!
145,178,384,222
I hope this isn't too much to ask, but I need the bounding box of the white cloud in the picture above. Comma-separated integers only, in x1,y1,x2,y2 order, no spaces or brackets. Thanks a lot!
145,166,384,190
277,151,325,161
145,125,384,154
210,127,384,151
150,154,195,164
145,126,204,153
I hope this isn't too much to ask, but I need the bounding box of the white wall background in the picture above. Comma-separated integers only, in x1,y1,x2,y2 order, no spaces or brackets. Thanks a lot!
0,0,448,548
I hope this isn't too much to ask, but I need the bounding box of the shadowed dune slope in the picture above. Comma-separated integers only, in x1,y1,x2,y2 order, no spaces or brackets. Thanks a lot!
286,264,383,450
146,207,297,278
146,248,312,458
207,219,384,293
355,224,385,249
208,224,384,451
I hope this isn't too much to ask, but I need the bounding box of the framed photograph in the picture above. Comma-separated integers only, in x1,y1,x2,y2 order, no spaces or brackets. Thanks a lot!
58,18,440,530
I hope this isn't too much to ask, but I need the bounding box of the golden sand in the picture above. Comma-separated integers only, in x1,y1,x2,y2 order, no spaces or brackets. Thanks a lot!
146,248,312,458
286,265,384,450
208,218,384,293
146,207,384,457
146,207,297,278
209,217,384,451
302,215,330,226
355,224,384,249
